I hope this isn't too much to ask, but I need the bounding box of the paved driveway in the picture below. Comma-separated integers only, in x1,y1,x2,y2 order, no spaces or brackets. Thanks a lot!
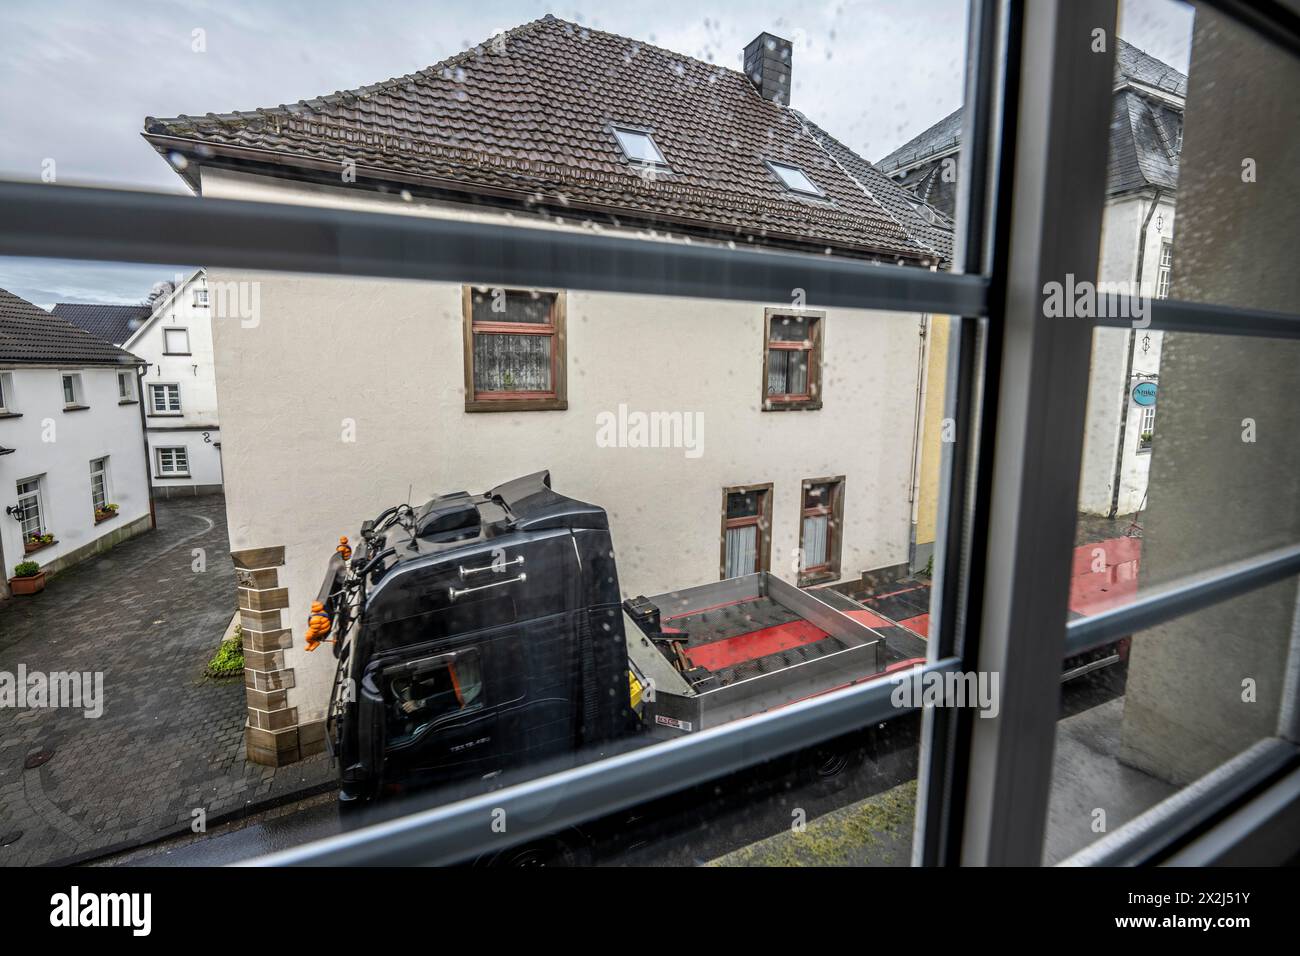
0,494,331,866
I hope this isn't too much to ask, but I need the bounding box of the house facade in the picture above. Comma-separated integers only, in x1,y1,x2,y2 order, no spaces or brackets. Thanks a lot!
142,16,954,764
0,289,152,599
882,38,1186,567
57,271,223,496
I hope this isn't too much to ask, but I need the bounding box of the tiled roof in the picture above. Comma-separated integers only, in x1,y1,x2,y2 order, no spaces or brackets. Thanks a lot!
50,302,151,346
877,39,1186,217
143,15,943,263
798,114,954,261
0,289,143,367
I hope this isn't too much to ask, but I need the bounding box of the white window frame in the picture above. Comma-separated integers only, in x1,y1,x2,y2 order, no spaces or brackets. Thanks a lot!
194,288,209,307
16,476,45,539
1156,240,1173,299
61,371,84,407
163,327,191,355
149,382,182,414
90,457,110,512
117,370,136,402
0,371,12,413
155,445,190,477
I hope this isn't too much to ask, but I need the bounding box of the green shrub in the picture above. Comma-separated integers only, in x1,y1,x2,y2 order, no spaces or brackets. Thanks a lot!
206,632,245,678
13,561,41,578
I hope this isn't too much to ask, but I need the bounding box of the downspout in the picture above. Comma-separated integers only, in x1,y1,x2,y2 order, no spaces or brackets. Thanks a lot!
136,363,156,530
908,314,929,567
1108,187,1162,518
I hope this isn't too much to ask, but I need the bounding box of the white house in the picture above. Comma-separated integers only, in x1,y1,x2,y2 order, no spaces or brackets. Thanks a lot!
879,38,1185,522
0,289,153,599
141,17,953,765
56,270,223,496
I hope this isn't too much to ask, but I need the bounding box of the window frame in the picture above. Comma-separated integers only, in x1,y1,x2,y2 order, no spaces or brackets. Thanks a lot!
765,160,827,198
611,125,671,170
16,476,45,539
155,445,190,477
163,326,191,355
718,482,773,580
90,456,110,512
7,0,1299,869
193,288,209,307
0,371,12,413
798,475,846,586
762,308,824,411
60,371,85,408
1156,239,1173,299
148,382,182,415
462,286,567,412
117,370,136,403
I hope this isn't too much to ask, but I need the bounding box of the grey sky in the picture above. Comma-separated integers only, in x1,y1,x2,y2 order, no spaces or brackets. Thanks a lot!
0,0,1193,307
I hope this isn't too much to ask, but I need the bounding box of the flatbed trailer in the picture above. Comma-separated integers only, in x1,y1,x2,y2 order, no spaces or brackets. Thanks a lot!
628,574,923,736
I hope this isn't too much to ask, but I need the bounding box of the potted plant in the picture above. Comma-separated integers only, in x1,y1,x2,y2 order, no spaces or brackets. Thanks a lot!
9,560,46,596
24,532,55,554
94,502,120,523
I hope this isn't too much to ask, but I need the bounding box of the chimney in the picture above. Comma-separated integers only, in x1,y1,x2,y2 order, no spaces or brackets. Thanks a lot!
743,32,793,105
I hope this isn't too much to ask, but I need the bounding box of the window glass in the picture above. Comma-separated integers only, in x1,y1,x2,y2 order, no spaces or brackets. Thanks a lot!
612,127,667,166
768,161,823,195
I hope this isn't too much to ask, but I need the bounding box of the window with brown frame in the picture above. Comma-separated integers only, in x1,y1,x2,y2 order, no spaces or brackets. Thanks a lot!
463,286,567,412
798,476,845,585
762,309,823,410
719,483,773,580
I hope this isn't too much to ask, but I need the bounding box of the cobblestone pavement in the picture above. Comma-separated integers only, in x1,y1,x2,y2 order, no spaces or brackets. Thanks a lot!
0,495,331,867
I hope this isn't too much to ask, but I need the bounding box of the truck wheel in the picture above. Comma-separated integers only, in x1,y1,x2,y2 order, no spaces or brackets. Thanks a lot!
475,832,592,867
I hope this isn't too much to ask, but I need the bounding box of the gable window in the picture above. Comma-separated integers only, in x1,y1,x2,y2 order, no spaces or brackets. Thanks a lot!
90,457,110,512
720,483,773,579
163,327,191,354
798,477,845,585
612,126,669,168
117,370,136,402
766,160,825,197
1155,240,1173,299
156,446,189,477
16,477,44,539
763,309,824,410
149,383,181,414
463,286,566,412
61,372,85,408
194,289,209,307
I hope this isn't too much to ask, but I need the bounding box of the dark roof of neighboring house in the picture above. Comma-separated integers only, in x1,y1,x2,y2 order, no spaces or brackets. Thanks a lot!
876,107,963,176
50,302,151,346
877,39,1186,217
143,15,948,263
0,289,143,367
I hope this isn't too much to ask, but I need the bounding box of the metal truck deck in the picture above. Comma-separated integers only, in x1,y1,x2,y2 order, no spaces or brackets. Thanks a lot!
626,573,917,736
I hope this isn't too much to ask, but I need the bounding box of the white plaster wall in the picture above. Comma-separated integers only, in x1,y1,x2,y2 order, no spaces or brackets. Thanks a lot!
1078,194,1176,515
200,168,925,720
0,366,150,575
126,273,224,489
144,427,224,487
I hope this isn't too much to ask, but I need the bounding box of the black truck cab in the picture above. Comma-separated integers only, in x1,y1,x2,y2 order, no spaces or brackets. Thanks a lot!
323,472,634,805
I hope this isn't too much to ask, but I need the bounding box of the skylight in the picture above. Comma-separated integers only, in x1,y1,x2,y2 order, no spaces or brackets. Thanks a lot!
612,127,668,167
767,161,825,197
